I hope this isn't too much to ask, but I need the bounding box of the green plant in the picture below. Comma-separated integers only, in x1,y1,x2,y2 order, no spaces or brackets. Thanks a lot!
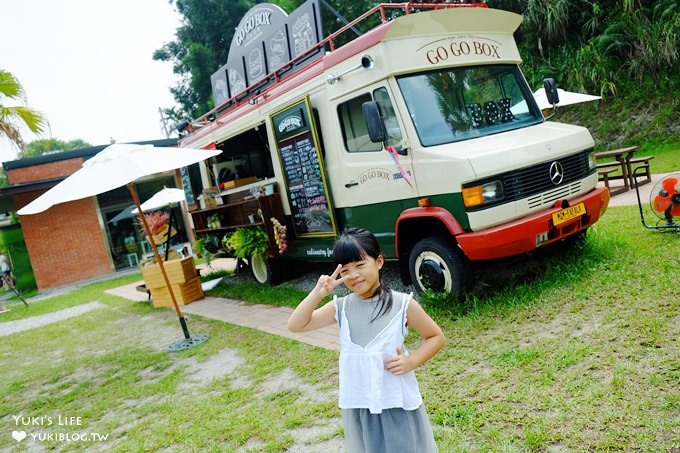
222,226,269,259
207,213,221,224
194,236,219,266
194,237,210,264
194,237,205,256
203,235,220,254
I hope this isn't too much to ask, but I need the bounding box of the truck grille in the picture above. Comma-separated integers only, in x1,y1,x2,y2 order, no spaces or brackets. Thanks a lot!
526,181,583,208
464,150,594,211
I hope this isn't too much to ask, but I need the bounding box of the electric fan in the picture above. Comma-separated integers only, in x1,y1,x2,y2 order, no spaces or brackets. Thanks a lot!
633,165,680,234
651,175,680,225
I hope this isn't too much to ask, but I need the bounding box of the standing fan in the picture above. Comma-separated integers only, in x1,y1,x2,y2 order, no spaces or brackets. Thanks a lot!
651,175,680,224
634,166,680,234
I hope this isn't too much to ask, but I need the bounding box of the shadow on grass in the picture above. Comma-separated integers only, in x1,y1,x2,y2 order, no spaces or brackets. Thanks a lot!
421,231,616,319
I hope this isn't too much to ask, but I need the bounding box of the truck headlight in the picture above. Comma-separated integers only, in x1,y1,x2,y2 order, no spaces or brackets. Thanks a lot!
462,180,504,208
588,151,595,171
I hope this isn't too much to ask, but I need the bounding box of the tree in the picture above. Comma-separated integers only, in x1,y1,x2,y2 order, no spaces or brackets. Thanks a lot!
0,69,49,152
19,138,92,159
153,0,253,119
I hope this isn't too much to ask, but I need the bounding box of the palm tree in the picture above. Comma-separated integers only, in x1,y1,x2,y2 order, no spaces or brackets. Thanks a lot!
0,69,48,151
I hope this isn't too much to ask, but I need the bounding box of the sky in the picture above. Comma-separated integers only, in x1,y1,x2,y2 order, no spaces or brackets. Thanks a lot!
1,0,182,164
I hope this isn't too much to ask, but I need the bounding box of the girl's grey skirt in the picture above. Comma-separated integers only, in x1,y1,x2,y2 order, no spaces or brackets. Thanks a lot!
341,405,438,453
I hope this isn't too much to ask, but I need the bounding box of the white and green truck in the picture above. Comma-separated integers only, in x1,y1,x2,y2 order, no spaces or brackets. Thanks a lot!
180,1,610,296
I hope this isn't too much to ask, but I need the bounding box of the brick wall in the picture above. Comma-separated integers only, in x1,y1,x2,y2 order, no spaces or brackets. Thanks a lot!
7,158,83,184
9,159,113,290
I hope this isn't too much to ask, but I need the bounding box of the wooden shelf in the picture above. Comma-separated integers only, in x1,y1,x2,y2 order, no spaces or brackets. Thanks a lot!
195,221,265,234
190,189,285,253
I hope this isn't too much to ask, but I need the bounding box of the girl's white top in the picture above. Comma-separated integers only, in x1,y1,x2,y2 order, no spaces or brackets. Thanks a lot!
334,291,423,414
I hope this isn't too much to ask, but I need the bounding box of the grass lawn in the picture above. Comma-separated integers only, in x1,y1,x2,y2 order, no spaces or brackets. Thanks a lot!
1,204,679,451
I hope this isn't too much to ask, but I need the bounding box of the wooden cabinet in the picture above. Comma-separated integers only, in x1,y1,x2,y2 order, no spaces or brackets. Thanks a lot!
190,188,285,252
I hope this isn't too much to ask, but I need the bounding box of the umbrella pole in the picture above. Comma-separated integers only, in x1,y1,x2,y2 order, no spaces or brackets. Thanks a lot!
128,183,190,339
164,208,175,261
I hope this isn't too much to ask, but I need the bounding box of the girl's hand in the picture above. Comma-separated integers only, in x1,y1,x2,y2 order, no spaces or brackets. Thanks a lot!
313,264,347,298
384,347,414,375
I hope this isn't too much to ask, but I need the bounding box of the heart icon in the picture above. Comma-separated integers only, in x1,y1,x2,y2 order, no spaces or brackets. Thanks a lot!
12,430,27,442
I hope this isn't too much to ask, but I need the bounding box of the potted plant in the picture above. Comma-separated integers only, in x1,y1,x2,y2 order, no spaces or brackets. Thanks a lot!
137,211,176,245
138,211,169,233
207,213,222,229
195,236,219,267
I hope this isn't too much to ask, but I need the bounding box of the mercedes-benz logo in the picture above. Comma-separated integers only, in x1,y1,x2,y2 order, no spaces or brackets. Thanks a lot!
549,161,564,185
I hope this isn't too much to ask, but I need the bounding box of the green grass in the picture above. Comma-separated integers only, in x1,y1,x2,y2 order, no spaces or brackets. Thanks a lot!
1,205,679,451
641,139,680,173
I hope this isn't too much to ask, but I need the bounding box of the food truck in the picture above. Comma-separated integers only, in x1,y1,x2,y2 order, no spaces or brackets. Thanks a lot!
179,1,610,296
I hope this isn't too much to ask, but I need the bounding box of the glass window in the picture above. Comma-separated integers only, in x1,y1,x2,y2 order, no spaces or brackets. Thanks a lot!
338,93,381,152
337,88,403,153
397,65,541,146
373,87,403,148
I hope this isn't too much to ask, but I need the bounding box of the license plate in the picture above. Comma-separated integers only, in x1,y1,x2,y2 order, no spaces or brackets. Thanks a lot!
536,231,549,246
552,202,586,226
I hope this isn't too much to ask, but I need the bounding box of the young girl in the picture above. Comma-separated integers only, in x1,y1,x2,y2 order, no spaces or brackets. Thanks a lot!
288,227,445,452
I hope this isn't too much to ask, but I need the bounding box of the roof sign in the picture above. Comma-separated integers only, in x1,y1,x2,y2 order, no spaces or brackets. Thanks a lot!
211,0,323,108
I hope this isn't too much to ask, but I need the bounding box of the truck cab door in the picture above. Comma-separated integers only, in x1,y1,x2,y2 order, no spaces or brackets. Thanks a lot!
333,87,416,209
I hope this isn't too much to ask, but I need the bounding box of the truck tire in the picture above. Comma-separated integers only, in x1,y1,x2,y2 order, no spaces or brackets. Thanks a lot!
408,237,470,297
250,253,281,285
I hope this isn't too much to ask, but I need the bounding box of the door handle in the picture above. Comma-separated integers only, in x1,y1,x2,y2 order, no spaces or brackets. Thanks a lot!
345,181,359,188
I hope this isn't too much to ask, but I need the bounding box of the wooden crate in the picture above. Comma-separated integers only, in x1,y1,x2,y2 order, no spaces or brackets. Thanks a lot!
140,257,197,289
150,277,204,308
148,225,177,246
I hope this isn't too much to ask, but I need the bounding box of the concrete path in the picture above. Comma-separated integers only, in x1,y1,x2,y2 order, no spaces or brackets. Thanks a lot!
0,301,106,337
105,285,340,351
598,172,674,207
104,258,340,351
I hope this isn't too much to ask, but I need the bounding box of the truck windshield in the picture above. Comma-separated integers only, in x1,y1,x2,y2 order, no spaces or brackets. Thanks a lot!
397,64,542,146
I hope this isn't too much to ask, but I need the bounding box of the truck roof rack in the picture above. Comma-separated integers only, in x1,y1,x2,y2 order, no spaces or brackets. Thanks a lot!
181,2,487,137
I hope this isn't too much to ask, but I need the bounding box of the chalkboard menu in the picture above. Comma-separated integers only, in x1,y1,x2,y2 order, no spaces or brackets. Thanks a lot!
271,97,336,236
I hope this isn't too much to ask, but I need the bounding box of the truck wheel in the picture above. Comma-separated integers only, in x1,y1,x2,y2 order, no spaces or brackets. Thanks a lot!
408,237,469,297
250,253,281,285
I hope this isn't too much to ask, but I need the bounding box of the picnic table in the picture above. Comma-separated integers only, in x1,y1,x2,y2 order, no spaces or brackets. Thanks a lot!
595,146,653,195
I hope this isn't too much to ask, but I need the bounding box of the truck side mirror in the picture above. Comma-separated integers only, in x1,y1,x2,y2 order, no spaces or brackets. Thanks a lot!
362,101,387,144
543,78,560,106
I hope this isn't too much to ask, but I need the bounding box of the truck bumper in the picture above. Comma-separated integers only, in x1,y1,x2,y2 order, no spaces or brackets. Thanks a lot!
456,187,610,261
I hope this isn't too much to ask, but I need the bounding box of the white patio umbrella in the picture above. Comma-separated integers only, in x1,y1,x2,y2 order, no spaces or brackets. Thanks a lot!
132,187,186,213
108,204,138,223
532,88,602,110
17,143,222,351
133,187,188,261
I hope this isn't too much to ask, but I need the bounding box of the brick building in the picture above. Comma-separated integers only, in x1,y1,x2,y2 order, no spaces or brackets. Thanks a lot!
0,139,199,290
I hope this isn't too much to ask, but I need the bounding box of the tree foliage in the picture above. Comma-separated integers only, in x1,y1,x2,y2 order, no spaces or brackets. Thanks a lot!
502,0,680,96
20,138,92,160
0,69,49,152
153,0,253,119
156,0,679,118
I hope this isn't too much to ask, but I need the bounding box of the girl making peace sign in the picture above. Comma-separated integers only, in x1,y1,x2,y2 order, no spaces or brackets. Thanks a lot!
288,228,445,452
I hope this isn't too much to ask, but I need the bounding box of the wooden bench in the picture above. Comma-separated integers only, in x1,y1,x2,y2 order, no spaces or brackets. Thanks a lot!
628,155,654,187
597,166,628,196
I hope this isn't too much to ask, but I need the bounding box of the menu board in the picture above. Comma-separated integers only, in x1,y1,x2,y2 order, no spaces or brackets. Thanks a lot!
271,97,335,236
